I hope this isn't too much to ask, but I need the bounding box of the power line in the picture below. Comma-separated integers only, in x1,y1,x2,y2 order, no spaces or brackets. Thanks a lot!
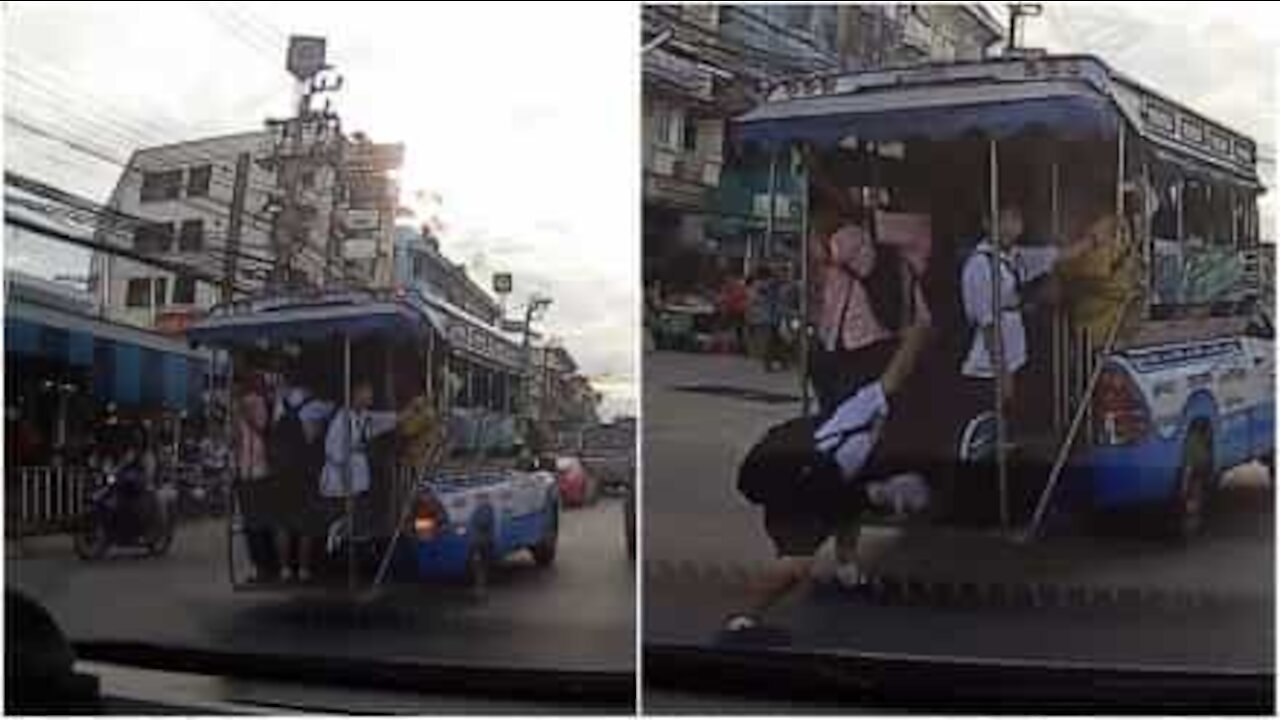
646,5,840,74
5,214,249,292
5,114,282,236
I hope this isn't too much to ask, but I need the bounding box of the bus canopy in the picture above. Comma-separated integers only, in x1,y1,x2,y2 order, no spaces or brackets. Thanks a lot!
186,290,446,347
733,54,1261,189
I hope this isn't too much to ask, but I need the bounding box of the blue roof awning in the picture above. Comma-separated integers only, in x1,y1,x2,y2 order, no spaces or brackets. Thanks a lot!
735,80,1120,147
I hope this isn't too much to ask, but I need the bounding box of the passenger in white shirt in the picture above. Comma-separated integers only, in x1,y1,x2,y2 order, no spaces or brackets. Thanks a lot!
951,205,1096,523
321,380,399,498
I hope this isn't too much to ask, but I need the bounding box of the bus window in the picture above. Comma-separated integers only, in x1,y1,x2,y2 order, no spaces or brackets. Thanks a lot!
1151,175,1179,240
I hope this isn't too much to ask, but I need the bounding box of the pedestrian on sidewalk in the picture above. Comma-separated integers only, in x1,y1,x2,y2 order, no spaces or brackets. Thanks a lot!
745,266,777,368
717,268,749,354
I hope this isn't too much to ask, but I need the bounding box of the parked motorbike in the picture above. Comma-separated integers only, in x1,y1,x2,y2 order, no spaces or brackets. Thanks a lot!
174,464,228,518
72,464,176,560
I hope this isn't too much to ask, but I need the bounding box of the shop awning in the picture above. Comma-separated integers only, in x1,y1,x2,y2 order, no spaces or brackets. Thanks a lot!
735,79,1120,147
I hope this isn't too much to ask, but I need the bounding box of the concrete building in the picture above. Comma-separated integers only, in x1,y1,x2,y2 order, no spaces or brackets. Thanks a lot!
642,4,1003,288
89,129,402,331
392,224,502,326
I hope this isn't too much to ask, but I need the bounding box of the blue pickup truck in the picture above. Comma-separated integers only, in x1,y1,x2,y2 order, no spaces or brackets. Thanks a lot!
403,467,560,593
1080,328,1274,539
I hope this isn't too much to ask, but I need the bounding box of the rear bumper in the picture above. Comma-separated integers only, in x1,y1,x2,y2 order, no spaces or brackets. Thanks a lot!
411,529,471,577
1075,435,1181,510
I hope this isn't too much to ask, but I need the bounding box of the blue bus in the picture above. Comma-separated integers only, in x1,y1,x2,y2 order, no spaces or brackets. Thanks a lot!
733,54,1272,541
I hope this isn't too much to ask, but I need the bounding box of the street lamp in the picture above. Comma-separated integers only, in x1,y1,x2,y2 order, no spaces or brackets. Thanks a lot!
519,294,553,447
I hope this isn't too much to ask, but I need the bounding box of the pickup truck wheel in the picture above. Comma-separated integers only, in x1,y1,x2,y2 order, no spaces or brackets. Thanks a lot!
532,503,559,567
73,519,109,561
1165,428,1213,542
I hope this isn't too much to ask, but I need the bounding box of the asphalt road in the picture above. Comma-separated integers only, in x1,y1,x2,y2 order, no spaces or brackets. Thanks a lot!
8,497,635,674
642,350,1274,670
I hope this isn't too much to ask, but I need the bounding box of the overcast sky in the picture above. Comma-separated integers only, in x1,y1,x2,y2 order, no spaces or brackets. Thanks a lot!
3,1,639,419
2,3,1276,419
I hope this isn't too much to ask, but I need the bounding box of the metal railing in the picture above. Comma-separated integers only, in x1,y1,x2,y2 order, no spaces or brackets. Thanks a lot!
7,466,93,537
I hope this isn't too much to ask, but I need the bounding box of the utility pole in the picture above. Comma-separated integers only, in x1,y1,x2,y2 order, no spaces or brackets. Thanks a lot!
519,294,552,446
222,152,251,303
267,36,343,292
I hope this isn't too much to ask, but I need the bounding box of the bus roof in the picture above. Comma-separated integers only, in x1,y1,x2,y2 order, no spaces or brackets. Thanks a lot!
187,287,526,370
737,54,1260,187
187,289,445,347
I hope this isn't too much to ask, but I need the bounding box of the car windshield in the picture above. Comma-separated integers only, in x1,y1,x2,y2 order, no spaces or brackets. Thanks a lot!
641,0,1274,699
4,0,635,699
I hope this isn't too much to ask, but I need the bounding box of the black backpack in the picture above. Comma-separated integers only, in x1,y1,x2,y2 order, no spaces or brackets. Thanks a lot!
268,396,319,477
737,416,842,510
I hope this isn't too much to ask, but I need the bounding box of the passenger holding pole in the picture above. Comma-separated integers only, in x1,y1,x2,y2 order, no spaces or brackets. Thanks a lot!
953,205,1098,522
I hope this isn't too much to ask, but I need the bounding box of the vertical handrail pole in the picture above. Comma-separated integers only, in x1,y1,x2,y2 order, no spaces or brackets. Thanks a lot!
764,145,779,273
344,333,355,594
1051,158,1064,432
225,350,238,587
798,144,812,417
1026,293,1138,540
988,138,1009,531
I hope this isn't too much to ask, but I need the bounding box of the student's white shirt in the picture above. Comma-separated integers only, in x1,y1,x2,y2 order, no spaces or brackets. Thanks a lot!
960,240,1059,379
319,408,398,498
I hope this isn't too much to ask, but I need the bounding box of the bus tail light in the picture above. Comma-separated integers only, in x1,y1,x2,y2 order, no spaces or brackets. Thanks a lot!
1092,366,1151,445
412,496,447,541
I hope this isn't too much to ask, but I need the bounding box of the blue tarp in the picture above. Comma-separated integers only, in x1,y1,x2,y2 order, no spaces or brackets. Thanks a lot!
68,331,93,366
735,89,1120,147
114,344,141,405
163,356,188,411
6,319,40,355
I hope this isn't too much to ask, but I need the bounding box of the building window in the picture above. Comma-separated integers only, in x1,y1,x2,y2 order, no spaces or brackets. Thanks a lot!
654,105,682,149
153,277,168,307
125,278,151,307
172,276,197,305
187,165,212,197
140,169,182,203
683,118,698,151
300,170,316,189
133,222,174,253
179,219,204,252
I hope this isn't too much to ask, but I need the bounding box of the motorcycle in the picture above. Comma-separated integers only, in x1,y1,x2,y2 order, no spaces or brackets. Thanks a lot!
72,463,177,560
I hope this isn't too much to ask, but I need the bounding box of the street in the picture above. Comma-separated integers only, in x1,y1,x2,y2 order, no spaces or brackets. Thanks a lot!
643,350,1274,670
8,498,634,674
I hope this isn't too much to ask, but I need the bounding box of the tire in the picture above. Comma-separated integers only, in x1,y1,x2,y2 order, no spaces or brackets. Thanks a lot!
72,518,109,561
532,502,559,567
1164,427,1213,542
148,509,175,556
